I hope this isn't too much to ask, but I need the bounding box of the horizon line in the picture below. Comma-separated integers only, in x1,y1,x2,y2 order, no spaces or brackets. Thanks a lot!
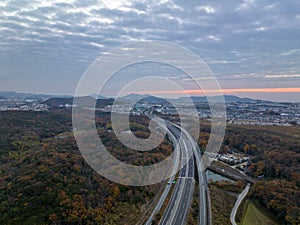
1,87,300,98
129,87,300,96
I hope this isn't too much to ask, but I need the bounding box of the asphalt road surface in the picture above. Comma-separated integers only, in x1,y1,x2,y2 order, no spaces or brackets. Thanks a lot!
159,125,198,225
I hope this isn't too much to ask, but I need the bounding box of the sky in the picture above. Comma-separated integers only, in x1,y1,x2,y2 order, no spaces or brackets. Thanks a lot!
0,0,299,102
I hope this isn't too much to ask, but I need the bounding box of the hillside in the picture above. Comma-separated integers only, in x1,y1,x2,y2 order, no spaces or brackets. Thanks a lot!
43,97,114,108
0,110,171,225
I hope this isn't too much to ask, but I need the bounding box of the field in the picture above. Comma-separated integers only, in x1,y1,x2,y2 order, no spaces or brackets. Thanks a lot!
239,201,279,225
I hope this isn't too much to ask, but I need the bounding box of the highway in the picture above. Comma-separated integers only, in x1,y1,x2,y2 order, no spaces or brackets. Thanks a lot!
179,125,210,225
143,112,209,225
144,115,254,225
159,124,195,225
144,123,180,225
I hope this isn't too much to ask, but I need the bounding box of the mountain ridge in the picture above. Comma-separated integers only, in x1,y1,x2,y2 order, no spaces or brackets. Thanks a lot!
0,90,276,104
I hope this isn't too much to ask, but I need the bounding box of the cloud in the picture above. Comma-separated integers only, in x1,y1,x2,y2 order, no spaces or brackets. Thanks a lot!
279,49,300,56
195,35,221,42
196,5,216,14
235,0,256,11
265,74,300,78
0,0,299,98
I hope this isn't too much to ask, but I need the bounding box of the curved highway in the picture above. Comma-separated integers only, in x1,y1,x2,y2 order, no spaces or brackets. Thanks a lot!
181,127,211,225
143,113,210,225
144,122,180,225
159,124,195,225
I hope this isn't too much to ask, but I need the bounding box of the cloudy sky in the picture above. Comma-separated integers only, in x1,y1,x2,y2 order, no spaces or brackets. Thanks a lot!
0,0,299,101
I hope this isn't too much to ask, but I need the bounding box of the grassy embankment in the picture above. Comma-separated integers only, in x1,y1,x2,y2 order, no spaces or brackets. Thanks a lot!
238,200,279,225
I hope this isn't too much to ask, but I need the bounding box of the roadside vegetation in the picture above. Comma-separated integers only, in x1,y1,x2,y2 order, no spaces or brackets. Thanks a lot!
238,200,279,225
209,181,239,225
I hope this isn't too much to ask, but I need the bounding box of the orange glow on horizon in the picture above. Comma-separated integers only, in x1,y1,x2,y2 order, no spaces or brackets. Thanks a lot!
132,87,300,95
187,87,300,94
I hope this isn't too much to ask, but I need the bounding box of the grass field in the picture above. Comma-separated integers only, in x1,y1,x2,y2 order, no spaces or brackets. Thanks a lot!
239,201,279,225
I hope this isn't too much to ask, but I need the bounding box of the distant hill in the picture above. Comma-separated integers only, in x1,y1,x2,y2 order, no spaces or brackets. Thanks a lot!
177,95,261,103
121,94,261,104
120,93,151,101
0,91,71,100
222,95,257,103
43,96,114,108
0,91,272,104
120,94,173,105
88,93,108,99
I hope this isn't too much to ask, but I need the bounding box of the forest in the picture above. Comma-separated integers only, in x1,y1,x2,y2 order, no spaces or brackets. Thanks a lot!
198,121,300,224
0,110,299,224
0,110,170,225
